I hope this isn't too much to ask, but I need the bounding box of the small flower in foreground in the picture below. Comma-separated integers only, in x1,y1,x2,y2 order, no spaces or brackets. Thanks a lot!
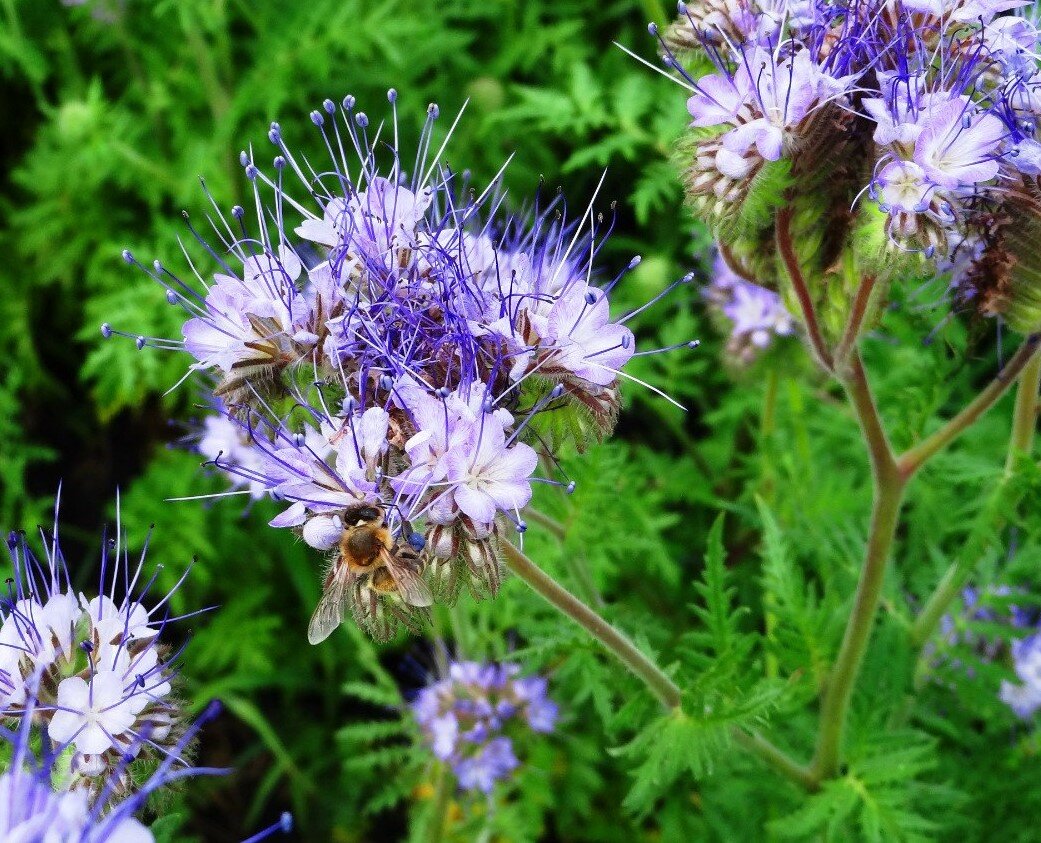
412,660,557,793
1,497,196,802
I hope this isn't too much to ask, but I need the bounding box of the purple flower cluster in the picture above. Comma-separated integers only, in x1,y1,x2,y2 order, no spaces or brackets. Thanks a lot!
1,500,197,803
412,660,557,793
664,0,1041,328
113,92,691,639
933,586,1041,718
1000,634,1041,718
705,251,794,362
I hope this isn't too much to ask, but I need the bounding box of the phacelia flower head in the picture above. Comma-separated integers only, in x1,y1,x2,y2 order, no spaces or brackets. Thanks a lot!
0,651,225,842
112,91,692,642
1,497,197,803
660,0,1041,337
412,660,557,794
705,250,794,363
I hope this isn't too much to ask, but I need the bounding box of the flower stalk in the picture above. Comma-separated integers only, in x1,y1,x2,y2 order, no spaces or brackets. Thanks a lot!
425,763,452,843
811,461,906,780
808,347,906,780
777,226,1041,779
897,335,1041,478
776,208,834,373
502,540,682,709
503,540,815,789
909,351,1041,649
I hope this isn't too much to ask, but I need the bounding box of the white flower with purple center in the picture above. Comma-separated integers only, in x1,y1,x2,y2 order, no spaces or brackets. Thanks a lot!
687,47,851,168
1,502,196,796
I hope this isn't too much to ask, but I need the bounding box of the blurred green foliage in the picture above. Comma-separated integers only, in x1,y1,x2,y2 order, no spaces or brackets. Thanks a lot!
3,0,1041,840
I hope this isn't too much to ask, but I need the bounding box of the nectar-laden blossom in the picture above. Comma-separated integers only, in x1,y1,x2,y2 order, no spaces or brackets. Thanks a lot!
661,0,1041,333
412,660,557,793
112,91,693,640
1,498,195,801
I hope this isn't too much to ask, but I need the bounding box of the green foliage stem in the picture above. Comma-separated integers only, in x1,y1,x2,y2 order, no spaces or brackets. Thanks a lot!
909,350,1041,649
897,335,1041,478
501,539,682,709
425,762,452,843
811,353,906,782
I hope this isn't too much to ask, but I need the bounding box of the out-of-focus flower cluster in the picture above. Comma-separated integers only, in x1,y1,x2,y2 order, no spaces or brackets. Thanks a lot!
704,251,794,363
114,92,691,640
1000,634,1041,718
0,503,221,841
412,660,557,793
933,586,1041,718
665,0,1041,333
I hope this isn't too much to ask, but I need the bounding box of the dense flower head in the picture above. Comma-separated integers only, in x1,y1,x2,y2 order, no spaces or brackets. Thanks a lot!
114,91,692,641
412,660,557,793
663,0,1041,332
0,697,226,843
1,500,196,803
704,250,794,362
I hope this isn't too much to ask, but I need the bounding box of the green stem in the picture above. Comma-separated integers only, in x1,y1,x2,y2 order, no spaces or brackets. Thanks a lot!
834,276,877,370
502,540,681,709
813,468,905,779
909,351,1041,649
734,730,817,791
812,353,905,781
523,507,603,606
503,541,814,788
448,601,470,657
761,370,781,678
776,208,834,372
425,762,452,843
761,369,779,440
897,335,1041,478
1006,350,1041,470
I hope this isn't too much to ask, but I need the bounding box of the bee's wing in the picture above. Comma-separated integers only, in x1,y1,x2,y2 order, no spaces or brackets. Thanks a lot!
308,578,348,644
380,548,433,607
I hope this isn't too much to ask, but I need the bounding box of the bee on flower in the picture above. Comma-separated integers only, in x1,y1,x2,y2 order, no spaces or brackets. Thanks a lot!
112,90,694,643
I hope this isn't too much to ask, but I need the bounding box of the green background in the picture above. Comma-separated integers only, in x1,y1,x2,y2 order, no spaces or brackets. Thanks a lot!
3,1,1041,840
